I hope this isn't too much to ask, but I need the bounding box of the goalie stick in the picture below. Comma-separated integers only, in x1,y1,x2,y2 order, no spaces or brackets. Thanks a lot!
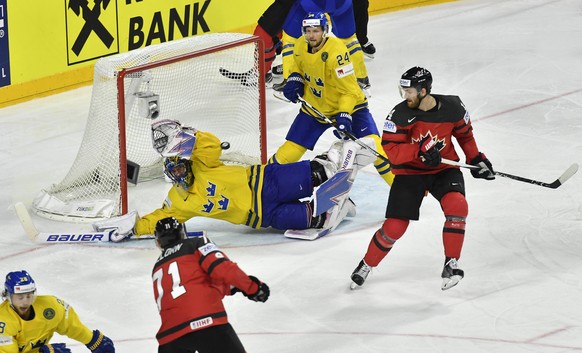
296,96,579,189
14,202,205,244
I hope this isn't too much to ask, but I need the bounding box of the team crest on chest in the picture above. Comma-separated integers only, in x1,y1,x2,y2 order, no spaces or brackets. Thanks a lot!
43,308,55,320
412,131,446,151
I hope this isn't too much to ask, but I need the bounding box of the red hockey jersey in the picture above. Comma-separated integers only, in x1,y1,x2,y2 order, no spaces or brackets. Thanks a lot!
152,236,258,345
381,94,480,175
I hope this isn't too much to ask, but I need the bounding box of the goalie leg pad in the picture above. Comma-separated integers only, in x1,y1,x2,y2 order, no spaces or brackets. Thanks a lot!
321,197,356,232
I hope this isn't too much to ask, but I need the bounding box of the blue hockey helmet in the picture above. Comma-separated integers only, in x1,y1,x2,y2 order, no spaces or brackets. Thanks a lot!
5,270,36,295
155,217,185,248
302,12,330,38
164,156,194,190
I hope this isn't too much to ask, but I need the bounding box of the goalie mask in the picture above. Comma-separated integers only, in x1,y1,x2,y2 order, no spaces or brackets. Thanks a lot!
164,156,194,190
155,217,185,248
152,119,197,158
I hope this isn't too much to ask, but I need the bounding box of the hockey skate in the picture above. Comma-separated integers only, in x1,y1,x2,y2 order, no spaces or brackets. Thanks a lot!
273,78,286,92
441,257,464,290
350,259,372,289
361,41,376,59
272,64,284,77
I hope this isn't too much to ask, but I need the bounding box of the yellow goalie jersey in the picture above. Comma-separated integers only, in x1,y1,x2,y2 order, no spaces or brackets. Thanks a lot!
135,131,265,235
0,296,93,353
293,35,367,118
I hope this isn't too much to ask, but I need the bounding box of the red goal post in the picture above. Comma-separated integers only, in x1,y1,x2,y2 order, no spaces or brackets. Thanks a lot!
33,33,267,222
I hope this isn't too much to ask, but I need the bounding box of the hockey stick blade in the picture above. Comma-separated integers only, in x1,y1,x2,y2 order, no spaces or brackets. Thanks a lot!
556,163,579,187
272,90,293,103
15,202,40,241
442,160,579,189
496,162,578,189
219,67,255,87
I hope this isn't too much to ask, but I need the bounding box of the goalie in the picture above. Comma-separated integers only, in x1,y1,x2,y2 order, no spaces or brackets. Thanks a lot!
93,119,376,241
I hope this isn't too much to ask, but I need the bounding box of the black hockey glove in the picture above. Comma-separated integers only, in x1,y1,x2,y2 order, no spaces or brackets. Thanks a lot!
86,330,115,353
469,153,495,180
245,276,270,303
39,344,71,353
418,135,441,167
283,73,304,103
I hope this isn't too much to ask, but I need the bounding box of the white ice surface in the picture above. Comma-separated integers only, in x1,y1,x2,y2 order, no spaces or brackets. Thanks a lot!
1,0,582,352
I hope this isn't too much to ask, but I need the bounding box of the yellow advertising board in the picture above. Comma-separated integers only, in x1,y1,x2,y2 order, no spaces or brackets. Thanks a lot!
0,0,453,106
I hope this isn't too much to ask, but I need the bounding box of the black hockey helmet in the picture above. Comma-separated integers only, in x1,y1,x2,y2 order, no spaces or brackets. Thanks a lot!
155,217,185,248
400,66,432,94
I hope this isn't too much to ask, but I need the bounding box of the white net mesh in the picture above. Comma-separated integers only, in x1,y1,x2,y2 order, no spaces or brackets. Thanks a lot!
33,33,265,222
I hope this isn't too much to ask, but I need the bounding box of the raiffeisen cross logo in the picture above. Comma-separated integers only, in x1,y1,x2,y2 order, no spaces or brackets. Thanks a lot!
66,0,119,65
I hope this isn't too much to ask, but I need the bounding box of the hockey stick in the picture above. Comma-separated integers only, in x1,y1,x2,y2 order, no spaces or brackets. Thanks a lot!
296,96,385,157
219,67,256,87
14,203,205,244
297,96,579,189
439,159,579,189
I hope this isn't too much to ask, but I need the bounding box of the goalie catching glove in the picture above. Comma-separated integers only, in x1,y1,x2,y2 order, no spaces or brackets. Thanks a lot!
92,210,139,242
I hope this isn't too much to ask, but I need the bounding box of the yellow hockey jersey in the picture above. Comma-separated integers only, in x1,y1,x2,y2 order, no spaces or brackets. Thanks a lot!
293,35,367,118
135,131,266,235
0,296,93,353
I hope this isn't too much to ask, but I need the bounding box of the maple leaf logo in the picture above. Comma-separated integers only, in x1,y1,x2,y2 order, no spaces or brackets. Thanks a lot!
412,131,446,151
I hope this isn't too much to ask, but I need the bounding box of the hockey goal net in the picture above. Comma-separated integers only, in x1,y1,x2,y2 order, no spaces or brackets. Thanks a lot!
33,33,266,222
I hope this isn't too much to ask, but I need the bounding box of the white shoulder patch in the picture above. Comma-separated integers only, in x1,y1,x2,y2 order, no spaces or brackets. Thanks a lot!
198,242,219,256
383,120,397,133
463,111,470,124
335,63,354,79
0,334,13,346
